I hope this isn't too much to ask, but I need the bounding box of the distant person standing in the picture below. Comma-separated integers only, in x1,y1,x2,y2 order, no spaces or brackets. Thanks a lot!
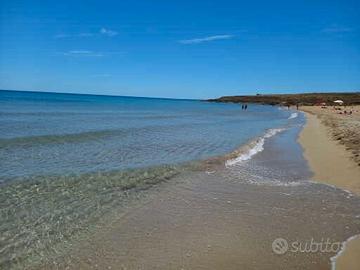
296,104,299,110
245,104,248,110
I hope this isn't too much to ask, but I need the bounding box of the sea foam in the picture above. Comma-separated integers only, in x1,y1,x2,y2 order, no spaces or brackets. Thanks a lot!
288,112,298,119
225,128,285,167
330,234,360,270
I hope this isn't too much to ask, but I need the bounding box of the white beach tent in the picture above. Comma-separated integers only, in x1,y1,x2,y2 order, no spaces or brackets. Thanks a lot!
333,100,344,105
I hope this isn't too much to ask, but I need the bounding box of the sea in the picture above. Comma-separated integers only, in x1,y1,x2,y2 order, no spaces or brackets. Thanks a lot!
1,90,359,269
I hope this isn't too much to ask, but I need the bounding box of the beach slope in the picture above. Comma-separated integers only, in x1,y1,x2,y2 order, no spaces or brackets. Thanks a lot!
299,106,360,270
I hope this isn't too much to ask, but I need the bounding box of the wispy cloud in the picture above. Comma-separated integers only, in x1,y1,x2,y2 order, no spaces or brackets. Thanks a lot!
61,50,124,57
54,33,93,39
100,28,118,37
179,34,234,44
63,50,104,57
54,28,118,39
322,25,353,33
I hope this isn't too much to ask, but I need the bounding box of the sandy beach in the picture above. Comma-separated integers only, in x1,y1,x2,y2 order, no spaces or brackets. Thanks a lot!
299,105,360,270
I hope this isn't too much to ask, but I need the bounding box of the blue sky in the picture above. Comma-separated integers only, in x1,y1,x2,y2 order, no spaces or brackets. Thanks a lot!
0,0,359,99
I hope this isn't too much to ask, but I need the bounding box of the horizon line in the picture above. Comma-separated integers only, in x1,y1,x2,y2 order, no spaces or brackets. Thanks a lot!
0,89,200,102
1,88,359,101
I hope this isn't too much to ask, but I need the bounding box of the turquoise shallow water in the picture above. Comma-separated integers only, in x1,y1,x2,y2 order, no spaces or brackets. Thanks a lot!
0,90,292,268
0,90,291,180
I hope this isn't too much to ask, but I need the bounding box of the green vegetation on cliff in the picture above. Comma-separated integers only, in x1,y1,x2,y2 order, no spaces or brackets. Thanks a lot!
208,92,360,105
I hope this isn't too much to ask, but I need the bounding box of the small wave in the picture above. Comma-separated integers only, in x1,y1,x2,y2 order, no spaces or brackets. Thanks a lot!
0,129,126,148
288,112,298,119
331,234,360,270
247,178,306,187
307,180,357,198
225,128,285,167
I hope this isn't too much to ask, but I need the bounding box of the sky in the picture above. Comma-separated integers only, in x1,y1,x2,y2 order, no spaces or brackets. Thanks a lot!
0,0,359,99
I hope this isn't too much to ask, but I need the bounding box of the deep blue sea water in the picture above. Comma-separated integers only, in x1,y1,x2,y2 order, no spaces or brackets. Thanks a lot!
0,90,292,180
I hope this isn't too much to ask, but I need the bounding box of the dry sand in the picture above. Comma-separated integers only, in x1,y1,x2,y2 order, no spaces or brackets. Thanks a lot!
299,105,360,270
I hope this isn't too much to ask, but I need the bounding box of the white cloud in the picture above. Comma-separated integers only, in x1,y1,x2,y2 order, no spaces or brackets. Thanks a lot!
179,34,234,44
61,50,124,57
54,28,118,39
63,50,104,57
100,28,118,37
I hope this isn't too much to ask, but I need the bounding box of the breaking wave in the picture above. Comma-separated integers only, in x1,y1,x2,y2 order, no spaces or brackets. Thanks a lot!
225,128,285,167
288,112,298,119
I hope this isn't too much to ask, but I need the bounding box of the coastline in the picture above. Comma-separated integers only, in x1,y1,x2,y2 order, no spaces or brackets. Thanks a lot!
40,110,360,270
298,107,360,270
2,98,360,269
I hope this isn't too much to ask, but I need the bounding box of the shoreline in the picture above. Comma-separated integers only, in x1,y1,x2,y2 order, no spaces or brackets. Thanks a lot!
38,111,338,270
298,107,360,270
3,103,359,269
298,111,360,195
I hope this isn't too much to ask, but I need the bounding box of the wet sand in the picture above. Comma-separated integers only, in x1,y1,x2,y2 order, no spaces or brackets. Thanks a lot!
45,171,354,270
299,106,360,270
